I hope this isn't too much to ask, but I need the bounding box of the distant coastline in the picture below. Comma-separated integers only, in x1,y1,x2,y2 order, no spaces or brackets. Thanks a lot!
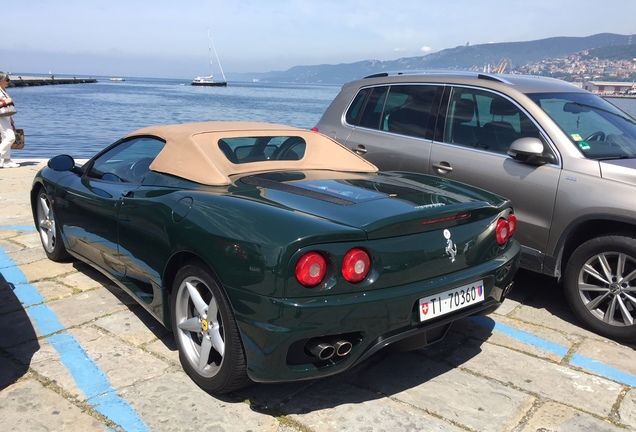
603,94,636,99
7,75,97,87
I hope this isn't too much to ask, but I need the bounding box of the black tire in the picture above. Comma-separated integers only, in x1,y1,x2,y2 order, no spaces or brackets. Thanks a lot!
170,260,251,394
35,188,70,262
564,235,636,342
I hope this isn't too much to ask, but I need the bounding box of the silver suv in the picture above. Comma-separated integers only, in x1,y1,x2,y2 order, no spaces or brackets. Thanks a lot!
315,71,636,341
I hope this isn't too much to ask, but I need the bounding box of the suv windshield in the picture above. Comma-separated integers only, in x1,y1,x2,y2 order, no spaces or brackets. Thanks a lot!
528,92,636,160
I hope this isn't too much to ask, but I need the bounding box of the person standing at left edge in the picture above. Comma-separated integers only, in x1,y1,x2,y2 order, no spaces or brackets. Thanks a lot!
0,71,19,168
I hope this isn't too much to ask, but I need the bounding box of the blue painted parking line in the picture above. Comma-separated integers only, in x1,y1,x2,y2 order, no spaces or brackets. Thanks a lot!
0,240,149,431
468,315,569,358
570,354,636,387
1,225,36,232
468,315,636,387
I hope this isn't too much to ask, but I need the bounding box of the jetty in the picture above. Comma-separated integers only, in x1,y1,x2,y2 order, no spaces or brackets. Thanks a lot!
7,75,97,87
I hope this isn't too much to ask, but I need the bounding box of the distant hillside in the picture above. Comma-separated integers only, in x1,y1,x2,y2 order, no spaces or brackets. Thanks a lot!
583,43,636,61
231,33,632,84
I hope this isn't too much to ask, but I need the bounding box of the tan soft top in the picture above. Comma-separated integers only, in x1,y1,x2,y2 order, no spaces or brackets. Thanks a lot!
129,121,378,186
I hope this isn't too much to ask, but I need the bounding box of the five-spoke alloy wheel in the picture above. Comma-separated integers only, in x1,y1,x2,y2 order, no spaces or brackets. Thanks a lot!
35,189,69,261
171,260,250,394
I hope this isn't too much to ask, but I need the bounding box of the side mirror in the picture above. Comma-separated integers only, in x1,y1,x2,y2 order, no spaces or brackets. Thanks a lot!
507,137,553,165
47,154,76,171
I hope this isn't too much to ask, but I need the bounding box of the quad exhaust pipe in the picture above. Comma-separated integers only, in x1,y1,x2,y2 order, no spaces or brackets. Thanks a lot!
332,339,353,357
503,281,514,297
306,338,353,360
308,342,335,360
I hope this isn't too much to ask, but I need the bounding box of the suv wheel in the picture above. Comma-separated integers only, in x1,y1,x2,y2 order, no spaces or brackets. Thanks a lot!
564,235,636,342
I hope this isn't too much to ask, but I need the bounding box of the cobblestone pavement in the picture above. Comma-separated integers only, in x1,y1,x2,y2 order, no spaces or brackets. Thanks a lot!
1,160,636,432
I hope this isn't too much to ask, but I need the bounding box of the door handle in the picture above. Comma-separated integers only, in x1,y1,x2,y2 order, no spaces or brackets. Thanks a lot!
353,146,367,155
432,162,453,173
122,190,134,198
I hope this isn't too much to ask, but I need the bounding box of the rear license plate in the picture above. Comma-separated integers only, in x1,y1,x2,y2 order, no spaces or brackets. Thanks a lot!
418,280,484,322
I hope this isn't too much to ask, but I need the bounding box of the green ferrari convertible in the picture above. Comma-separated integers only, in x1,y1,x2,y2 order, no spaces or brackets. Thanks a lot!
31,121,520,394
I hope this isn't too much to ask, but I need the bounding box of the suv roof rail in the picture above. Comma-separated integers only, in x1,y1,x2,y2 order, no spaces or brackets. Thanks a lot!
476,73,514,85
364,69,477,79
364,72,389,79
362,70,516,85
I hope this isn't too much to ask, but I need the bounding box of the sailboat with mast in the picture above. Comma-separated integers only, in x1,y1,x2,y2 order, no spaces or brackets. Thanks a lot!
191,29,227,87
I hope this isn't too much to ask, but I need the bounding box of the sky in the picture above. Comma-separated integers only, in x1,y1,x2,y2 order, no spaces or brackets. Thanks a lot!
4,0,635,79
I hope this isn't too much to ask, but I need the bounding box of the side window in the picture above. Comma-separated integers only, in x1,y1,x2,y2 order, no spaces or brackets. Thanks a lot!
383,85,438,140
346,84,439,140
357,87,389,129
345,87,372,126
445,88,544,154
88,137,166,183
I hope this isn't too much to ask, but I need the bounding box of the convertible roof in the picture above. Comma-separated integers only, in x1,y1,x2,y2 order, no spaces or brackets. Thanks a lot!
129,121,378,186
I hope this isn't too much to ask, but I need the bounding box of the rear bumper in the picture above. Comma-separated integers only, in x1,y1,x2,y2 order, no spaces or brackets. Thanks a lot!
233,240,520,383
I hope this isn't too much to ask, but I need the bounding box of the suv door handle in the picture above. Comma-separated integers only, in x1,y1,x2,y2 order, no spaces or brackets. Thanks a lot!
353,145,367,155
432,162,453,173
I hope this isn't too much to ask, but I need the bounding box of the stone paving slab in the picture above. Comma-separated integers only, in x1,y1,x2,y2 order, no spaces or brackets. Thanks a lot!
124,371,281,432
93,309,170,347
620,389,636,426
451,313,580,363
2,161,636,431
31,280,77,302
446,339,623,418
19,257,77,282
357,352,535,431
506,281,606,343
0,379,109,431
7,338,85,399
577,338,636,377
280,378,467,432
69,326,173,393
520,401,627,432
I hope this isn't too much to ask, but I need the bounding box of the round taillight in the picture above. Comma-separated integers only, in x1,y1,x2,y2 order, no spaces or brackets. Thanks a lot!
496,218,510,246
507,213,517,237
342,248,371,283
295,252,327,287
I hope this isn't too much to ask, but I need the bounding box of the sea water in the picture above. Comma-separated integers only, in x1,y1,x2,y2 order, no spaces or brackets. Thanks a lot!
8,77,636,160
9,77,341,159
607,97,636,121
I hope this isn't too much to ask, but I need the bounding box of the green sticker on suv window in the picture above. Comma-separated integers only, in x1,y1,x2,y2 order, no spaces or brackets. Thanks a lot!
578,141,591,151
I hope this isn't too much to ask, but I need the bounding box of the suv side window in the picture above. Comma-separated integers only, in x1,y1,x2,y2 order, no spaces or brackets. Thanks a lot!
445,88,544,154
357,87,389,130
345,84,440,140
